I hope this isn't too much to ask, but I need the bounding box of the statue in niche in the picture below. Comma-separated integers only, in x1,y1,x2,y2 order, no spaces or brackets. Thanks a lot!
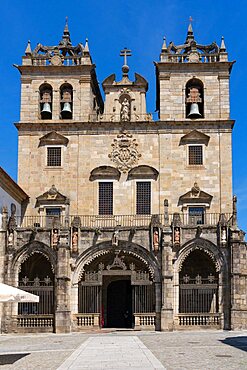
112,230,119,247
8,232,14,246
120,98,130,122
72,229,78,253
153,228,159,251
174,227,180,244
52,229,59,248
221,227,227,244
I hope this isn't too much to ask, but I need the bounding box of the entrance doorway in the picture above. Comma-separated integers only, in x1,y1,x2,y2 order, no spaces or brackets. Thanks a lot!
106,279,132,328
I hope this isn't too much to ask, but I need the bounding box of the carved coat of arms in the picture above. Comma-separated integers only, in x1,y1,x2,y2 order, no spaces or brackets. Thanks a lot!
108,131,141,173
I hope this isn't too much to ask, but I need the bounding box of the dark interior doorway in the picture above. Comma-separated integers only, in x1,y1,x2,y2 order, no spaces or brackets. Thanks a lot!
106,279,132,328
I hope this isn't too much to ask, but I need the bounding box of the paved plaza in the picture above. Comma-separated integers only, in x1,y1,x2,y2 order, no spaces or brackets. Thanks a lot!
0,330,246,369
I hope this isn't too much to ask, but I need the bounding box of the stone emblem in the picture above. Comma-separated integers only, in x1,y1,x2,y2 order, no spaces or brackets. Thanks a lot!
50,54,63,66
188,52,200,63
108,131,141,173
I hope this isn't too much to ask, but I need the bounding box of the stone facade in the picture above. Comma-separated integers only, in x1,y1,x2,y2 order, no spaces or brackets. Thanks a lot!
0,22,246,333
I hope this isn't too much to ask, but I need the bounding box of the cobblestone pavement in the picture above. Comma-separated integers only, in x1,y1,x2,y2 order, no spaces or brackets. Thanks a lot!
0,330,246,369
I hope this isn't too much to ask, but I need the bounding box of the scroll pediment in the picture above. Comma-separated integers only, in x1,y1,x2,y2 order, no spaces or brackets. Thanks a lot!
89,166,121,181
39,131,69,147
179,130,210,146
178,183,213,205
36,185,68,207
127,165,159,180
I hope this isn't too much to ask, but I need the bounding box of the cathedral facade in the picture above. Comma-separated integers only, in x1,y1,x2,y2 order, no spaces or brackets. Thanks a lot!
0,22,246,333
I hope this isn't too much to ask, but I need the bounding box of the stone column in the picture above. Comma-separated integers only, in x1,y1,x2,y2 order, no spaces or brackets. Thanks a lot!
55,230,71,333
230,229,247,330
161,228,174,331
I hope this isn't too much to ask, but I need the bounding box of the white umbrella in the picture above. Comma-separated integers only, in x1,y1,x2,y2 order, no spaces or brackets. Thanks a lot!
0,283,39,302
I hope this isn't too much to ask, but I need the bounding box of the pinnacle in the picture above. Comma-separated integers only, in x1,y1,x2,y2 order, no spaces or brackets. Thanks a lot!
25,40,32,55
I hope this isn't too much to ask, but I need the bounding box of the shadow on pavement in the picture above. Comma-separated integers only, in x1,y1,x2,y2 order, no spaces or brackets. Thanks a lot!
0,353,30,365
220,336,247,352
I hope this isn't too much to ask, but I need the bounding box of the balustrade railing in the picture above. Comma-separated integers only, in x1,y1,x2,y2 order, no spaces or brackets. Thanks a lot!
15,212,232,229
134,313,156,329
166,53,219,63
74,313,100,328
31,55,83,66
90,113,153,122
177,313,221,326
17,315,54,328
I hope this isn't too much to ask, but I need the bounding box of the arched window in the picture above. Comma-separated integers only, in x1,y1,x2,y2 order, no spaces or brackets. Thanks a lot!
39,83,52,119
185,78,204,119
60,83,73,119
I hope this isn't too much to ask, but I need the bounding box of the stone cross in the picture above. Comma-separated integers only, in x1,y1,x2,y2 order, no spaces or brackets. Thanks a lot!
120,48,132,66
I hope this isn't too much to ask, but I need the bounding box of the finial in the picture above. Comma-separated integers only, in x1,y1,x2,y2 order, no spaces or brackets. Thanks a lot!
84,38,90,53
25,40,32,55
60,16,71,45
120,48,132,77
186,16,194,43
161,37,167,52
220,36,226,52
64,16,69,33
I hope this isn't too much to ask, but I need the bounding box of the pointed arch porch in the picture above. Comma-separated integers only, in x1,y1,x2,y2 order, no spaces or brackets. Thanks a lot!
71,240,161,330
173,237,229,329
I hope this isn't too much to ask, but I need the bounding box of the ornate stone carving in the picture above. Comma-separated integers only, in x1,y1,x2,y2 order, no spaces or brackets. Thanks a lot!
108,131,141,173
106,252,127,270
188,52,200,63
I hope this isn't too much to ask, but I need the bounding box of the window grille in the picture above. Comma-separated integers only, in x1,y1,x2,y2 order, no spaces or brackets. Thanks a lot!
99,182,113,215
188,145,203,165
188,207,205,225
47,147,61,166
136,182,151,215
46,208,61,216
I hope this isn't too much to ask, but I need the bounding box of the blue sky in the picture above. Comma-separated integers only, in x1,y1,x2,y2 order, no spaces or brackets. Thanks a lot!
0,0,246,230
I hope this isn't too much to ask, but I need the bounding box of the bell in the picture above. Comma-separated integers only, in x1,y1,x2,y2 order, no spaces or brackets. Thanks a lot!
61,102,72,119
187,103,202,118
41,102,52,119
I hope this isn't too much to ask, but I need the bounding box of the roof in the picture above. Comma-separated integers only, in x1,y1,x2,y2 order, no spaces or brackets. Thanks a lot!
0,167,29,203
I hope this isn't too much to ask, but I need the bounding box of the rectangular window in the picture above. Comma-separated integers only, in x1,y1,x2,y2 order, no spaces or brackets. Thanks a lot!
46,208,61,216
188,207,205,225
99,182,113,215
47,147,61,166
136,182,151,215
188,145,203,165
46,207,61,228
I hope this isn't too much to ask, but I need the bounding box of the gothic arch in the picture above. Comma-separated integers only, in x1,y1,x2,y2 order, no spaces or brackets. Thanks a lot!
72,240,161,285
175,237,227,275
12,241,56,278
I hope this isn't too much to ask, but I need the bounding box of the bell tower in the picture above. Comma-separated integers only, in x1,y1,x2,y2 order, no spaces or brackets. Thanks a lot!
15,20,103,214
155,24,235,214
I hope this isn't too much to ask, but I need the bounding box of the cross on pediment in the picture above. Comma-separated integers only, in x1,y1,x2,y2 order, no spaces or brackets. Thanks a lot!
120,48,132,66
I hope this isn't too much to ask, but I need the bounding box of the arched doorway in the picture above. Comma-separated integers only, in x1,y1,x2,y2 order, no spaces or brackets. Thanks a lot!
178,249,220,326
18,253,54,331
77,249,156,330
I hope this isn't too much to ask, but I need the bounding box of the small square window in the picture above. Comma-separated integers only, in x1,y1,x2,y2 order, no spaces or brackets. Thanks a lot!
188,145,203,165
47,147,61,166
